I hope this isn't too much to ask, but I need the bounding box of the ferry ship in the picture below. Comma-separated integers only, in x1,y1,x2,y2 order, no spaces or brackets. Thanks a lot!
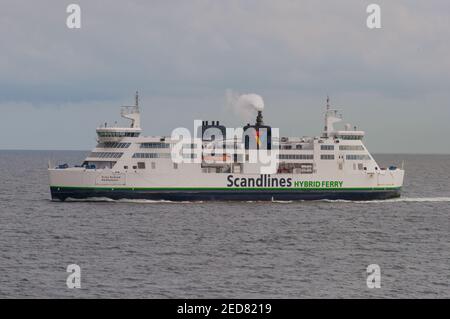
49,93,404,201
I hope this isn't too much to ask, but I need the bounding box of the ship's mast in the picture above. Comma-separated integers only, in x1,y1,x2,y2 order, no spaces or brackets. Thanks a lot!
121,91,141,128
323,96,342,138
324,96,330,134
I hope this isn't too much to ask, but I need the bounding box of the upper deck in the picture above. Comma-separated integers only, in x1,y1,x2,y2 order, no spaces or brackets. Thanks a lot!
55,94,381,175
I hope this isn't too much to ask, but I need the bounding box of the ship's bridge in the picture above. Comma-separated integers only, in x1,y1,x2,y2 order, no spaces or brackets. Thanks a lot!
96,126,142,141
96,91,142,142
332,130,365,140
322,97,365,140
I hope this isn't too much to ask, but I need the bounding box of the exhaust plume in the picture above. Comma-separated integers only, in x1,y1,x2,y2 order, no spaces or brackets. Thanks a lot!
226,90,265,121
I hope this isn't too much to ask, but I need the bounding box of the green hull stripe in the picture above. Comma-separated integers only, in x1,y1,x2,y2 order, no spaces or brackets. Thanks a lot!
51,186,401,191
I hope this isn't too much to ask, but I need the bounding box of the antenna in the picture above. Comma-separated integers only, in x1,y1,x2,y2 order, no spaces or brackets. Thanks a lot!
120,91,142,128
326,95,330,111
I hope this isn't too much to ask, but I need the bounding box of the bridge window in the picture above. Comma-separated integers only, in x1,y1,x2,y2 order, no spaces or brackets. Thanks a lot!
89,152,123,159
337,135,363,140
97,132,139,137
97,142,131,148
320,145,334,150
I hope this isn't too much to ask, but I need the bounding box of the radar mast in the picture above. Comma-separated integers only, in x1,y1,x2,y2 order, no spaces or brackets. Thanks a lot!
323,96,342,137
121,91,141,128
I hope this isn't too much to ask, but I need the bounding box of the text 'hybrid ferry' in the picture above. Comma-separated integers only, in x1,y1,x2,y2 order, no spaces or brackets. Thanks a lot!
49,93,404,201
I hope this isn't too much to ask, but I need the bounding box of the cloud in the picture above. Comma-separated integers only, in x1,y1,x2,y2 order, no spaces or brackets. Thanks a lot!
0,0,449,152
1,0,449,103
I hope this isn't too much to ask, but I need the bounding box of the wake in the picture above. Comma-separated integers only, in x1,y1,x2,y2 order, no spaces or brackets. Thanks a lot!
320,197,450,204
64,197,203,204
61,197,450,204
371,197,450,203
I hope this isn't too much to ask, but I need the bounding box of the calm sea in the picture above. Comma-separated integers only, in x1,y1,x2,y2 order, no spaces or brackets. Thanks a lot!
0,151,449,298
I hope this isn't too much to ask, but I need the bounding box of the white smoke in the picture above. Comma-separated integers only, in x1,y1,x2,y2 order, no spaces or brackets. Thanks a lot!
237,93,264,111
226,89,265,121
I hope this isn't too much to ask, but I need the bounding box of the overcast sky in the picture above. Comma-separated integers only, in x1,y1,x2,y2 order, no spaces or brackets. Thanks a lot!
1,0,449,153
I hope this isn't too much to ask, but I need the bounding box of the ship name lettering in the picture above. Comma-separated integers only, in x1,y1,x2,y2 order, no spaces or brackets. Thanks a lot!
294,181,343,188
227,175,292,188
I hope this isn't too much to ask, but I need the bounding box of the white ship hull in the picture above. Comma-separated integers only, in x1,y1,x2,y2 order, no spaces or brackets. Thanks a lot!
49,168,404,201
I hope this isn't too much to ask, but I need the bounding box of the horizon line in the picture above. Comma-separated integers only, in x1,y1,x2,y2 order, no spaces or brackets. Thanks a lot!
1,148,450,156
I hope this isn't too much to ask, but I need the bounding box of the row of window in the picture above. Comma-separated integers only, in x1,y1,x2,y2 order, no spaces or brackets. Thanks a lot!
132,153,171,159
320,145,334,150
140,142,170,149
97,132,139,137
97,142,131,149
286,144,364,151
184,143,243,150
278,154,314,160
339,145,365,151
321,154,370,161
280,145,305,150
320,154,335,160
337,135,363,140
89,152,123,158
346,154,371,160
